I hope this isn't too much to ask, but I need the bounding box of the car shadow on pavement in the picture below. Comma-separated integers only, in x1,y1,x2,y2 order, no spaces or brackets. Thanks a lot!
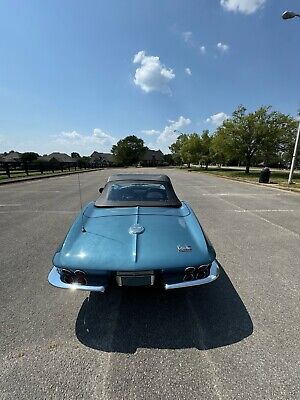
75,267,253,353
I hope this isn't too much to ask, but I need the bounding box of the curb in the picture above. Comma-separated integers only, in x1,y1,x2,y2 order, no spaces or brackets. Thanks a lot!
185,169,300,194
0,169,101,186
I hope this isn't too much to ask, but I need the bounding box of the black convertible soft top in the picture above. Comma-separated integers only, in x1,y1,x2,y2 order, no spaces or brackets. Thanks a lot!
107,174,171,183
95,174,181,208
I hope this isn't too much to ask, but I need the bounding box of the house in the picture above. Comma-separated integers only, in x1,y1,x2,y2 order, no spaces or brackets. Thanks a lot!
1,151,22,166
139,149,164,167
90,151,114,167
39,152,74,164
38,152,76,169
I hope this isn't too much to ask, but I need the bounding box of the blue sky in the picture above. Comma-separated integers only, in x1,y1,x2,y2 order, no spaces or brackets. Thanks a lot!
0,0,300,155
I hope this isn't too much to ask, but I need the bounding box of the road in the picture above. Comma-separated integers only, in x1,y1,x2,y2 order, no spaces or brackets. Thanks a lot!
0,168,299,400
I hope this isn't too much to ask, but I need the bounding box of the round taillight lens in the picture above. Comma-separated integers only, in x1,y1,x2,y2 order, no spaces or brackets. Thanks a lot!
185,266,195,274
75,270,86,278
76,276,87,285
63,274,74,284
196,264,211,279
183,273,194,281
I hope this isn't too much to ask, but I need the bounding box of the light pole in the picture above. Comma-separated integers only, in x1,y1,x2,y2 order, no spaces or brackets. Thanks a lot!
282,11,300,184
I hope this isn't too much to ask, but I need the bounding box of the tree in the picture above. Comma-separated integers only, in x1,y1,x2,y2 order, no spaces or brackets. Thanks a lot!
78,156,91,168
71,152,81,158
199,130,212,170
111,135,147,166
21,152,39,163
213,105,297,173
163,154,174,165
180,133,203,167
169,131,214,168
21,152,39,176
169,134,189,165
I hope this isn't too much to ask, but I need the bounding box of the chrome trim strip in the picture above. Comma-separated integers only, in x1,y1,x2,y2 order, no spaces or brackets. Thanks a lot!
48,267,105,292
164,260,220,290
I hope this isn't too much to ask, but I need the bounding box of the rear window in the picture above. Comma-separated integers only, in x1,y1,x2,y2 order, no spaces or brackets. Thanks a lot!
95,180,181,208
107,182,168,202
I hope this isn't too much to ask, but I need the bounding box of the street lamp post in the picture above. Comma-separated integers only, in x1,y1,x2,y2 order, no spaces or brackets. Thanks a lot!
282,10,300,184
288,120,300,184
282,11,300,20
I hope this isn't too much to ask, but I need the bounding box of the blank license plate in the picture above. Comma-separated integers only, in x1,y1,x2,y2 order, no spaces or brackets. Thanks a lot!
117,275,154,287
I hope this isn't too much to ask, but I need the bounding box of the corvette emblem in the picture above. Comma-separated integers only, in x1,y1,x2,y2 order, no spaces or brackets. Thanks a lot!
129,224,145,234
177,245,192,252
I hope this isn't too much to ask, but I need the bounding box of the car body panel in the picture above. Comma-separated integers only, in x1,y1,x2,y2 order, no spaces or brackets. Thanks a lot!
53,201,215,273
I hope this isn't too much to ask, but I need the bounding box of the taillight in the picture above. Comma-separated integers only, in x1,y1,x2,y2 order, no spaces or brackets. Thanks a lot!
196,264,211,279
183,266,195,281
61,268,73,284
75,270,87,285
60,268,87,285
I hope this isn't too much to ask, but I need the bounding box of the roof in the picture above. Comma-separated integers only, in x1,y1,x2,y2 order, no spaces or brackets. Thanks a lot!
39,152,74,163
107,174,171,183
2,151,22,162
140,149,164,161
90,151,114,162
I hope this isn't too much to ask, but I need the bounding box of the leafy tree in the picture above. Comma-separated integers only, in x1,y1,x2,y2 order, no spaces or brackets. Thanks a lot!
163,154,174,165
77,156,91,168
199,130,212,170
20,152,39,176
169,134,189,165
180,133,203,167
213,105,297,173
21,152,39,163
111,135,147,166
169,131,214,168
71,152,81,158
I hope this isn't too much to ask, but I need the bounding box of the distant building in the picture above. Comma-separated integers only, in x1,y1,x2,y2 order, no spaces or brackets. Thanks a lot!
38,152,76,168
90,151,114,167
1,150,22,165
139,149,164,167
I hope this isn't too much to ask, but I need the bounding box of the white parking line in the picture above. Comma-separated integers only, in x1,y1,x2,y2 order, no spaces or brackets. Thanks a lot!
216,196,300,238
202,193,283,197
232,209,295,213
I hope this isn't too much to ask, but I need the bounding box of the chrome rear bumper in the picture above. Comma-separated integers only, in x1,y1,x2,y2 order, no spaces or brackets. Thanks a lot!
48,260,220,292
48,267,105,292
164,260,220,290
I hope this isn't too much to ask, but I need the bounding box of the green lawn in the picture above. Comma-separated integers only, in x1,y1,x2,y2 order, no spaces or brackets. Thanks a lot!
182,166,300,189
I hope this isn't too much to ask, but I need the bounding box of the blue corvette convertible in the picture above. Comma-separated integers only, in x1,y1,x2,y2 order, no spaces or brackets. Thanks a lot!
48,174,220,292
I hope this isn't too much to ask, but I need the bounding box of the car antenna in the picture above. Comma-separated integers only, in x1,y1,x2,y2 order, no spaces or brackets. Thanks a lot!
77,173,86,232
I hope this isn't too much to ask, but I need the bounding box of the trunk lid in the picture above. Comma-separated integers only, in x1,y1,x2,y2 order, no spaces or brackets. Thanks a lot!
56,203,213,272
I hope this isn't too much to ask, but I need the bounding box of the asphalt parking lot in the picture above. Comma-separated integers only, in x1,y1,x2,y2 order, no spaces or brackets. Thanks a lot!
1,168,299,400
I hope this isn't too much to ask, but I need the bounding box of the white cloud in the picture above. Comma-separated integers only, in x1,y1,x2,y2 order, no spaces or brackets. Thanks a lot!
61,130,81,139
182,31,193,44
200,46,206,54
143,116,191,153
217,42,229,52
54,128,117,153
220,0,266,14
141,129,160,136
185,67,192,76
206,112,229,126
133,50,175,93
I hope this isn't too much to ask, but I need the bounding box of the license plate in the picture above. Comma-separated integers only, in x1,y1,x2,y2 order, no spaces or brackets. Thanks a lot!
116,274,155,287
